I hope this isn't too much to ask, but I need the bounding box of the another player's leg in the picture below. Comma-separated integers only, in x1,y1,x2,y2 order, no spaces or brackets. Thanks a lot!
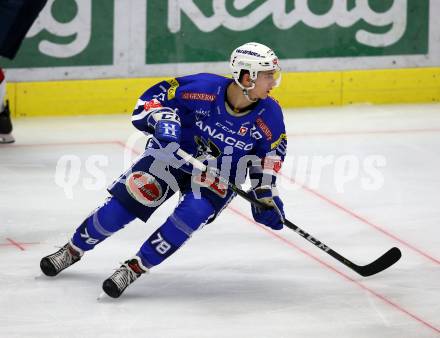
0,68,14,144
40,197,136,276
102,193,216,298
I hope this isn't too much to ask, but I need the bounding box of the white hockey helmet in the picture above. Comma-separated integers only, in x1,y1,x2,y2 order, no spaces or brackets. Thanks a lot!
230,42,281,91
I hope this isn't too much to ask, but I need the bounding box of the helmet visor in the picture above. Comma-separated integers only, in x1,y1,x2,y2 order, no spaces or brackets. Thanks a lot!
258,67,282,88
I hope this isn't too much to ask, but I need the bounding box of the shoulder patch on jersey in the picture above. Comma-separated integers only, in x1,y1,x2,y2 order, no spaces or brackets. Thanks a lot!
144,98,163,111
166,78,179,100
271,133,287,150
182,92,216,102
256,117,273,140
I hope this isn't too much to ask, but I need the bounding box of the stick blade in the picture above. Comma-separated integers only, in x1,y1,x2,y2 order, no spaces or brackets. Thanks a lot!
356,247,402,277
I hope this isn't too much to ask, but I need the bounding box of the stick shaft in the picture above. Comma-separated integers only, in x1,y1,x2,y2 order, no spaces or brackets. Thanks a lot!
176,148,401,276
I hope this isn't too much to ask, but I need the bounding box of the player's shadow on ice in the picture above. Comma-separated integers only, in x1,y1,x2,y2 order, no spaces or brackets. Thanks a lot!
35,270,104,283
118,271,313,306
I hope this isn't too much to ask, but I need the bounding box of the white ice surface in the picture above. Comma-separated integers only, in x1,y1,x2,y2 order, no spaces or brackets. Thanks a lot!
0,104,439,338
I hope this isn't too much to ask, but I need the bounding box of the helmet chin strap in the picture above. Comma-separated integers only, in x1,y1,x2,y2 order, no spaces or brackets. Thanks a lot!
242,88,258,103
234,79,258,103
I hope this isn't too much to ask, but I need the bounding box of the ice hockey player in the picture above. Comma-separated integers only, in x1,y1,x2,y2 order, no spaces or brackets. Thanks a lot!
0,0,49,143
40,42,288,298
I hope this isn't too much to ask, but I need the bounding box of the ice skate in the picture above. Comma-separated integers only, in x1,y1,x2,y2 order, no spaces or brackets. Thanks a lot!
40,241,83,276
102,256,148,298
0,100,14,144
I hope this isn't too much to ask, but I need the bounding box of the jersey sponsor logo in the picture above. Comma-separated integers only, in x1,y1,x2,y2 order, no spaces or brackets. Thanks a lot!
238,126,248,136
144,98,163,111
195,108,210,120
262,156,283,173
166,78,180,100
256,117,272,140
215,121,236,135
193,172,227,198
182,92,216,102
152,92,166,102
158,121,179,138
126,171,163,206
195,120,253,151
250,125,263,140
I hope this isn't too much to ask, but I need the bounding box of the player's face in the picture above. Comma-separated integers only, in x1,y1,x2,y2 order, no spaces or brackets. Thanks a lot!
250,70,280,99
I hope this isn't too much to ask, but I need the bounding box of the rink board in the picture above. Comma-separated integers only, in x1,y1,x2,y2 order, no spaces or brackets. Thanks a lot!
6,67,440,117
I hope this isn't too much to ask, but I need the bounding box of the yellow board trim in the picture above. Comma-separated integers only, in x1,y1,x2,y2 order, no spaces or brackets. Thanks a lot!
5,82,17,118
5,67,440,117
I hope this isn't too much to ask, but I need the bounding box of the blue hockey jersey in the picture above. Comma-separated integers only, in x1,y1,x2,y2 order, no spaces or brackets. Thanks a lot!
131,73,287,188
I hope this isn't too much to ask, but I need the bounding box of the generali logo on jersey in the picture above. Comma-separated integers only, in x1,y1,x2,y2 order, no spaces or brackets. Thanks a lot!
182,92,216,101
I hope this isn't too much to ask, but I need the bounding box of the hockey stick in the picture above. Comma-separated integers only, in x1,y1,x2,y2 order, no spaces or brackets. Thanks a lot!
176,148,402,277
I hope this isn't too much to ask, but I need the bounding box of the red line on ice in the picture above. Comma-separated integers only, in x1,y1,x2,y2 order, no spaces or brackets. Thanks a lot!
286,127,440,138
12,138,439,333
280,173,440,265
13,139,438,262
5,238,27,251
8,126,440,149
5,140,122,148
115,139,440,334
227,206,440,335
115,138,439,333
115,140,438,264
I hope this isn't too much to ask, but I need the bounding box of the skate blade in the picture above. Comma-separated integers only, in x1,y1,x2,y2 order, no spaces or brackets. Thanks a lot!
97,291,107,301
34,273,47,280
